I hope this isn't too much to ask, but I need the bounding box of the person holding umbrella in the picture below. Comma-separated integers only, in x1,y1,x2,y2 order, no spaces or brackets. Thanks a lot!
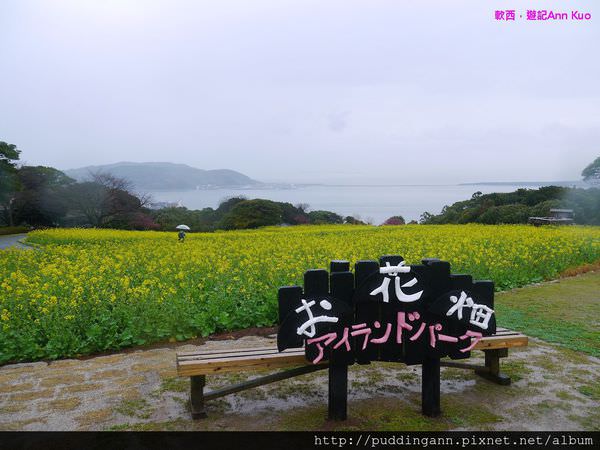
176,224,190,242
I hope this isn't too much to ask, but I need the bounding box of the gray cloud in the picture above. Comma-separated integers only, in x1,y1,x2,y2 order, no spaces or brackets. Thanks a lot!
328,111,350,133
0,0,598,184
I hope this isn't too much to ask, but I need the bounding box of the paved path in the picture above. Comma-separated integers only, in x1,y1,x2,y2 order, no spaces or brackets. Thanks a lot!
0,234,31,250
0,335,598,431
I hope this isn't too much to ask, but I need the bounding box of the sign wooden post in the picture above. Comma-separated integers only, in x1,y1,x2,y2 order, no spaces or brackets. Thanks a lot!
422,357,441,417
277,255,496,420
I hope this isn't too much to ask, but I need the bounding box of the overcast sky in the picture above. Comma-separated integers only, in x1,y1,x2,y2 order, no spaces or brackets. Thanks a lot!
1,0,598,184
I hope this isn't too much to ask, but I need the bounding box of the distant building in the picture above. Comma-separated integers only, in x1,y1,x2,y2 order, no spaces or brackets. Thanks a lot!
550,209,574,220
528,209,574,226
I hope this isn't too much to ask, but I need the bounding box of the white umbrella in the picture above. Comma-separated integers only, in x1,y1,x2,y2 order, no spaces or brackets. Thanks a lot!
176,224,191,231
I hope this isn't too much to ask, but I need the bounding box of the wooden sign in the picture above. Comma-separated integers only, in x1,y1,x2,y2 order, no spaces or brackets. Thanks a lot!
277,256,496,419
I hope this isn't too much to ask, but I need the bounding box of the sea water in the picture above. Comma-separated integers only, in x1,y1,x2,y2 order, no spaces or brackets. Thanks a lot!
148,183,578,225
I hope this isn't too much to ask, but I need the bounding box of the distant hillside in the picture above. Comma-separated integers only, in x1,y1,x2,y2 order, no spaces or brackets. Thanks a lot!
64,162,260,191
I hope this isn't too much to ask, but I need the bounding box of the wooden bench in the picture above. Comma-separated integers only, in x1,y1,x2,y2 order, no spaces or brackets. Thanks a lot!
176,327,528,419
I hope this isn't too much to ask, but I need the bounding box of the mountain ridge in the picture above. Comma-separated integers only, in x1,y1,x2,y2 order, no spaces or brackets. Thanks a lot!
64,162,260,191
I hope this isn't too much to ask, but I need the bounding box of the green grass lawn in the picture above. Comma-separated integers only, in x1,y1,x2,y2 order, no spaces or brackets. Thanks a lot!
495,271,600,356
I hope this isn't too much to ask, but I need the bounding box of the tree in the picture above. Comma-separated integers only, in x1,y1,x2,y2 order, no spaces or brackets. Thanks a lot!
0,141,21,226
295,203,310,213
126,212,161,231
0,141,20,160
344,215,365,225
66,172,149,227
582,156,600,184
65,182,109,226
279,202,309,225
216,196,247,216
219,199,283,229
383,215,406,225
480,204,531,224
529,199,562,217
308,210,344,224
12,166,74,226
561,187,600,225
419,212,434,224
150,206,217,232
18,166,74,190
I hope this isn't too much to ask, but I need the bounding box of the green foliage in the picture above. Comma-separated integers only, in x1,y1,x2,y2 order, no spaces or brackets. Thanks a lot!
344,216,365,225
18,166,74,189
0,226,29,235
478,204,531,224
215,196,247,215
307,210,344,224
279,202,310,225
0,141,21,195
150,206,217,232
149,198,345,231
529,199,563,217
219,199,283,229
421,186,600,225
564,187,600,225
0,141,20,163
0,141,21,226
12,166,74,227
0,143,159,230
581,156,600,183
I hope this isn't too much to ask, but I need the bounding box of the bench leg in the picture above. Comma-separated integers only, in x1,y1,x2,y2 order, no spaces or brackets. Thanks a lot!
328,363,348,421
422,357,441,417
475,349,511,385
190,375,207,419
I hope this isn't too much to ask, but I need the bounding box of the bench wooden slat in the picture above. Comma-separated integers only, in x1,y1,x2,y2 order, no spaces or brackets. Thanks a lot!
178,335,523,363
177,345,281,357
176,330,528,376
178,330,523,359
491,330,521,336
472,334,528,350
177,327,524,360
177,352,315,376
177,347,303,362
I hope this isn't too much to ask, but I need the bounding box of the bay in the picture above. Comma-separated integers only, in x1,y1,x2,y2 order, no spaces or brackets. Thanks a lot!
148,183,576,225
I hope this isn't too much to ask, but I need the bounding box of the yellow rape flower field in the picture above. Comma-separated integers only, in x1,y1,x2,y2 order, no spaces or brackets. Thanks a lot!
1,224,599,364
